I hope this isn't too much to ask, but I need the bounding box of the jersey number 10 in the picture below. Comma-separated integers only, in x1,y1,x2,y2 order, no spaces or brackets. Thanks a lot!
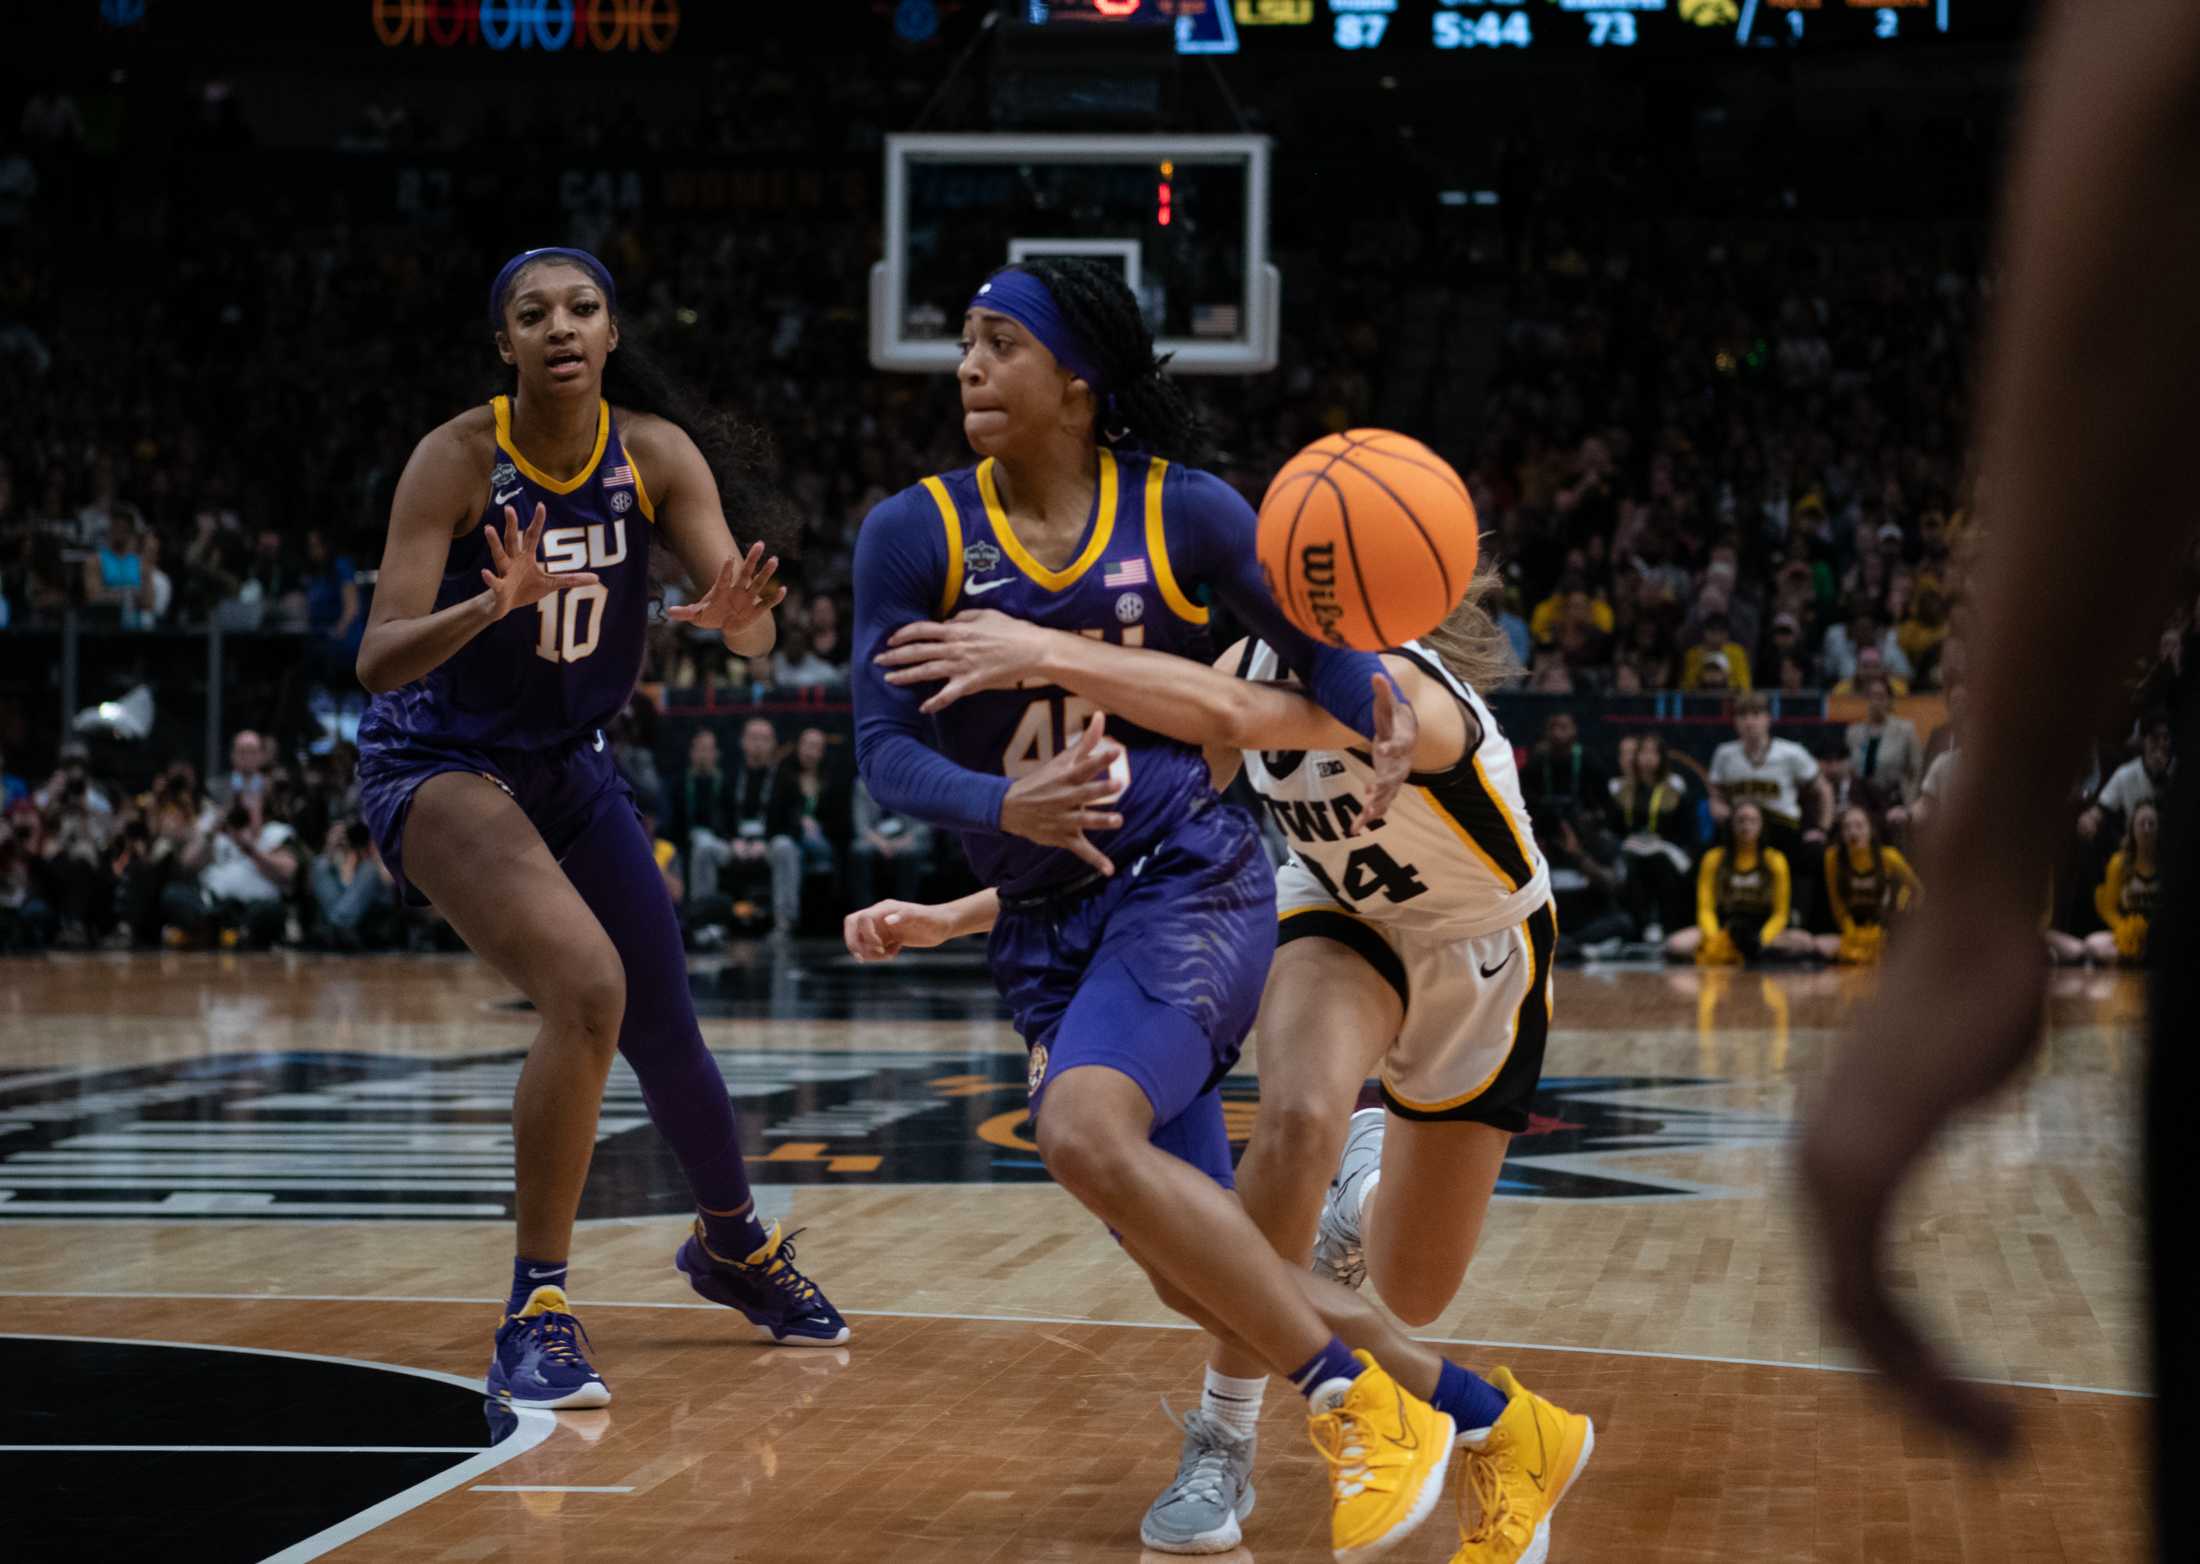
533,584,609,664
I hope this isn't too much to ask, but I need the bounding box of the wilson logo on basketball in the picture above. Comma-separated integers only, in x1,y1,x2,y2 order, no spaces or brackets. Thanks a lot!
1299,542,1348,646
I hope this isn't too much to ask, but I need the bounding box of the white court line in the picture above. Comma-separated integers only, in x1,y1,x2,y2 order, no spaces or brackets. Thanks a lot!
472,1484,634,1494
3,1444,486,1454
0,1291,2151,1401
0,1331,555,1564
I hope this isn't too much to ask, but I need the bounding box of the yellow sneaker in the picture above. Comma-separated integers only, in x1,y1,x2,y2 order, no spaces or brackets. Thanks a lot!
1450,1366,1594,1564
1306,1349,1454,1560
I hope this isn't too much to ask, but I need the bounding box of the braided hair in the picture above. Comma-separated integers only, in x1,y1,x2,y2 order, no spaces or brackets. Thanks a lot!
495,257,801,563
997,257,1216,468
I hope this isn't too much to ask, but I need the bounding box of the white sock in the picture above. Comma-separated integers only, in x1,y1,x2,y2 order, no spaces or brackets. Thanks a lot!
1201,1366,1267,1439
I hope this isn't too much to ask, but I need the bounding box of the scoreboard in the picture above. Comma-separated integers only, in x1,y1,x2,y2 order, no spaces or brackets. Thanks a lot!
1020,0,2024,52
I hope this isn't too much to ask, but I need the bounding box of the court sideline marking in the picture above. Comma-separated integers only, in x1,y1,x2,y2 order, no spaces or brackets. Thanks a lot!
0,1291,2149,1400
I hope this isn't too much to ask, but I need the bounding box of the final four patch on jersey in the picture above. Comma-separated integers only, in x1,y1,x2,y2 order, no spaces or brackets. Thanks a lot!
490,461,519,491
1026,1043,1049,1097
964,540,1002,575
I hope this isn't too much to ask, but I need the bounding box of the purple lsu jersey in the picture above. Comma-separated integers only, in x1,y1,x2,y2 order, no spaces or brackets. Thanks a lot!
366,396,654,753
908,450,1215,894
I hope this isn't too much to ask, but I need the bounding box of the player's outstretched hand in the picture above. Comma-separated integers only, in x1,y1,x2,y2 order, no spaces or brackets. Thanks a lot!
482,503,594,619
1797,890,2046,1459
1354,672,1418,835
667,541,785,637
843,899,960,962
877,610,1049,714
999,711,1126,877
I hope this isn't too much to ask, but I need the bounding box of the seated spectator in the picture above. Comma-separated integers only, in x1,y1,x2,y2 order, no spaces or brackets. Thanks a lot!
1814,805,1923,965
1820,602,1915,688
0,810,52,951
2080,713,2173,845
1666,799,1816,965
166,793,298,948
849,777,934,911
1761,610,1806,681
1922,680,1966,774
79,515,145,626
210,729,269,814
802,592,849,676
1831,644,1910,699
1679,609,1753,692
310,819,396,950
1521,710,1611,837
1606,731,1695,942
1845,670,1923,823
1898,583,1952,685
666,726,733,900
1546,811,1633,960
722,716,792,933
2089,799,2160,966
772,622,844,690
769,726,850,932
1530,552,1613,646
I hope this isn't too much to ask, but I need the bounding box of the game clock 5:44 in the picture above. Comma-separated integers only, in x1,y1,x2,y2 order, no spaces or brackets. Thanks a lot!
1432,4,1533,51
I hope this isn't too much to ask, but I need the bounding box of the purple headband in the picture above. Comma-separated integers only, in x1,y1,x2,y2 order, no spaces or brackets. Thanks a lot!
969,268,1107,393
488,246,617,329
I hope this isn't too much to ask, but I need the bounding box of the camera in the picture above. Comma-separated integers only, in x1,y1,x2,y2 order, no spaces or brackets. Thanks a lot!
344,820,372,853
225,803,252,834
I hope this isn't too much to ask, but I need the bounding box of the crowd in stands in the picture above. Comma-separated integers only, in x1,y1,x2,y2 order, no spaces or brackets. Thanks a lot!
0,64,2183,966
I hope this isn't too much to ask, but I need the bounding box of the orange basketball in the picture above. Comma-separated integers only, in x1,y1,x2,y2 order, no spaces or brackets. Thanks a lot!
1255,429,1480,651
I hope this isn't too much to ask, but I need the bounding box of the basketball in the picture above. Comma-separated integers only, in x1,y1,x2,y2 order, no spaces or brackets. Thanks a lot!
1255,430,1480,652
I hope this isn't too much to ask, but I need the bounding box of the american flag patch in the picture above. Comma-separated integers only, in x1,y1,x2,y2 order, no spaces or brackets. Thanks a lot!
1103,559,1149,589
602,464,636,489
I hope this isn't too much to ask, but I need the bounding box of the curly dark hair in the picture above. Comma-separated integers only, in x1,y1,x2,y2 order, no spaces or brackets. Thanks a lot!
993,257,1216,468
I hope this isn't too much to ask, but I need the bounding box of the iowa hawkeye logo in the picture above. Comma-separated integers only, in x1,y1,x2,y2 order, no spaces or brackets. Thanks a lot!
0,1055,1784,1220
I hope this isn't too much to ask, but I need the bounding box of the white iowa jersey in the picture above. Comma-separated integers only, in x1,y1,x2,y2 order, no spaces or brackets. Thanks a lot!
1239,639,1550,939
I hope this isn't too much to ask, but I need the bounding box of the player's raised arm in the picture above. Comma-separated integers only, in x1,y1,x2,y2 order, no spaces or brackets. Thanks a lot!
356,419,567,694
879,614,1466,774
628,414,786,659
1168,468,1399,740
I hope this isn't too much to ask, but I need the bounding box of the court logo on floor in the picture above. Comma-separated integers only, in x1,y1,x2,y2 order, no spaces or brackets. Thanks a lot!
0,1056,1780,1220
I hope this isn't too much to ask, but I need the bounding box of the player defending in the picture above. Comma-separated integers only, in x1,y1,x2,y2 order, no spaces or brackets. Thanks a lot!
852,257,1586,1562
355,248,846,1411
863,564,1592,1563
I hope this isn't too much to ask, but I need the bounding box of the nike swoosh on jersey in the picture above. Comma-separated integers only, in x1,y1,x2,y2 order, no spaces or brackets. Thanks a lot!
1480,950,1518,980
593,731,606,752
964,576,1014,596
494,487,523,506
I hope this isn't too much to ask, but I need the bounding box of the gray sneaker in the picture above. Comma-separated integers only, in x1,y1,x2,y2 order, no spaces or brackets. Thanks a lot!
1312,1107,1385,1289
1139,1406,1257,1554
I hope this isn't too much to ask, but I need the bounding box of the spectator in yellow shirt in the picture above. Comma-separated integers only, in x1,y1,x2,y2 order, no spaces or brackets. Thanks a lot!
1679,608,1753,692
1530,555,1615,646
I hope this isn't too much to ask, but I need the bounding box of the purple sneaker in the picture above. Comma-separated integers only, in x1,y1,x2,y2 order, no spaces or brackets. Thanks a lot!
675,1220,850,1346
486,1285,610,1409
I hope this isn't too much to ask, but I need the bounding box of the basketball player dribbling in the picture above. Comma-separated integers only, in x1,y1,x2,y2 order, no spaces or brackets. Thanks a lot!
1801,6,2200,1560
354,247,845,1411
851,256,1587,1562
863,561,1593,1563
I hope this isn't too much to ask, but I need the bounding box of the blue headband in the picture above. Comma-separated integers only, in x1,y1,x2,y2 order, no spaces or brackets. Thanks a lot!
489,247,617,329
969,269,1107,393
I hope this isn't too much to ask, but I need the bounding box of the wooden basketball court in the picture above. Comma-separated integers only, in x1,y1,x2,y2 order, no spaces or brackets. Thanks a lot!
2,949,2152,1562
